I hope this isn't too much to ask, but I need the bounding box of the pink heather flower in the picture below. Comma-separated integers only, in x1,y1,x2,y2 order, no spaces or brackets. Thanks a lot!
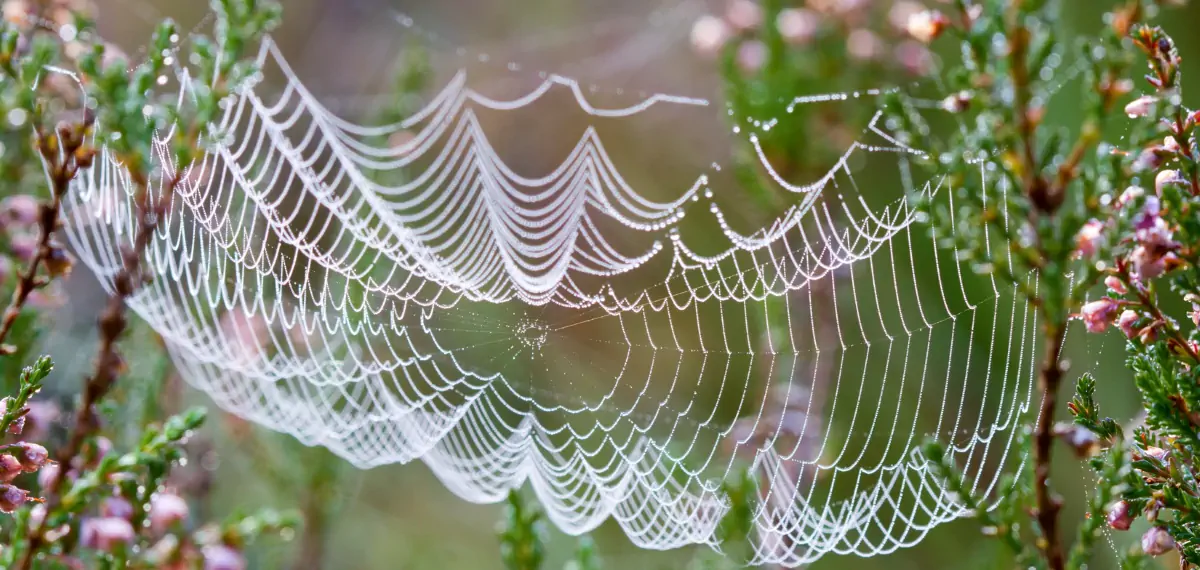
1117,185,1145,207
13,442,47,472
1139,324,1159,345
846,29,883,61
736,40,768,74
1080,298,1120,333
1107,501,1135,531
1143,446,1169,461
1117,310,1140,339
0,195,38,228
895,40,933,76
1105,276,1127,295
1164,135,1182,153
906,10,949,43
36,462,58,489
776,8,818,45
1133,148,1163,172
22,401,58,440
28,503,45,526
887,1,925,32
690,15,731,58
80,517,136,552
1134,196,1162,230
8,233,37,262
101,496,135,520
0,484,33,513
1132,246,1167,279
149,492,190,533
1125,95,1157,118
725,0,763,31
1131,219,1180,280
1142,526,1176,556
0,455,21,482
203,544,247,570
2,0,30,27
1155,169,1184,195
1074,219,1104,258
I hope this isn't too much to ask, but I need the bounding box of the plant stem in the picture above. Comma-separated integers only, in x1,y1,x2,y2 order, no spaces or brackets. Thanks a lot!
1034,322,1067,570
15,174,175,570
0,136,72,349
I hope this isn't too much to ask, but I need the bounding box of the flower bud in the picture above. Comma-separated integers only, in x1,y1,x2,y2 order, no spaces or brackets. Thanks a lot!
1074,219,1104,258
1117,310,1140,339
1164,135,1182,153
8,233,37,262
776,8,818,45
1079,298,1120,333
36,462,59,489
0,195,38,228
0,455,21,482
847,29,883,61
1155,169,1184,195
0,484,34,513
1143,446,1168,461
725,0,762,31
101,496,135,520
895,41,933,76
888,1,924,32
13,442,48,472
1125,95,1157,118
1107,501,1135,530
906,10,949,44
1117,185,1145,207
1105,276,1127,295
202,544,247,570
736,40,767,74
690,15,731,58
1142,526,1175,556
149,492,189,533
80,516,136,552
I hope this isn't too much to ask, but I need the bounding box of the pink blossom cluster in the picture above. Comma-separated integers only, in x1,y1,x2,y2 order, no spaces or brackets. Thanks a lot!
689,0,934,76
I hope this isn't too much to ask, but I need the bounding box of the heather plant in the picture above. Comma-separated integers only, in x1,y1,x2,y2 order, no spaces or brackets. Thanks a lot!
881,0,1200,569
0,0,300,568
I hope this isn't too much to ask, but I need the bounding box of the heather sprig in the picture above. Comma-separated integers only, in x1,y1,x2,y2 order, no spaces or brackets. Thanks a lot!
886,0,1184,568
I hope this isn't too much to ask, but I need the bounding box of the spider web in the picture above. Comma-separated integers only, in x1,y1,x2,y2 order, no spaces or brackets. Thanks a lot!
59,7,1046,566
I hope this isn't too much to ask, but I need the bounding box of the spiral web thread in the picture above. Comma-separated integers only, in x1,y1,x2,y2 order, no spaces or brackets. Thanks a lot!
57,32,1045,566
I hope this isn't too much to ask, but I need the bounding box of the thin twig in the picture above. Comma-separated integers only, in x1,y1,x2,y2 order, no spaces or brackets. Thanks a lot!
16,171,180,570
1033,323,1067,570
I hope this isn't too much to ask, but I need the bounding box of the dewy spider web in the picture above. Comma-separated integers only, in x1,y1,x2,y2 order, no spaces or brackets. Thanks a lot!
60,12,1044,566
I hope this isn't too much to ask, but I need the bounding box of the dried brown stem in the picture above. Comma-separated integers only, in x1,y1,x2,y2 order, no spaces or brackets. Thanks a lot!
0,124,84,348
1033,323,1067,570
0,190,63,350
16,173,177,570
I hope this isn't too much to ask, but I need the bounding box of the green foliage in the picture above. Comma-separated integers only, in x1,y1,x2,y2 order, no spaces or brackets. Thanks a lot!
0,355,50,434
499,490,548,570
